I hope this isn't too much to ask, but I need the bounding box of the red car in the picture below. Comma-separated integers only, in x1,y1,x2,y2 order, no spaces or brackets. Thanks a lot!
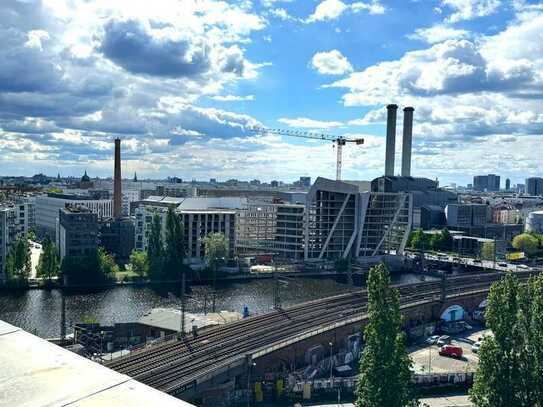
439,344,463,359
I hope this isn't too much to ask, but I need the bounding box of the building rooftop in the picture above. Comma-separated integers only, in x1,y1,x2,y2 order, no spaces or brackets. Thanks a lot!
138,308,242,333
142,196,247,210
0,320,194,407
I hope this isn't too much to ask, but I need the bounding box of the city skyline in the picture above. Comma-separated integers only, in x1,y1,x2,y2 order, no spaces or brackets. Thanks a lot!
1,0,543,184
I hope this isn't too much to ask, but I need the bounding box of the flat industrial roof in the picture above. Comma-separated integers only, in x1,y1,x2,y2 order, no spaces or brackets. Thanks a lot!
0,320,194,407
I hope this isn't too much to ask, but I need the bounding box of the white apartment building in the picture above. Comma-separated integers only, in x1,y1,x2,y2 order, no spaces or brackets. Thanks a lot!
0,202,31,282
134,205,236,264
122,189,141,216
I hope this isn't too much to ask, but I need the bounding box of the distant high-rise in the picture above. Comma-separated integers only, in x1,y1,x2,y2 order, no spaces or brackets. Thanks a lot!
526,177,543,196
133,172,138,182
299,176,311,188
505,178,511,191
113,138,122,218
473,174,500,192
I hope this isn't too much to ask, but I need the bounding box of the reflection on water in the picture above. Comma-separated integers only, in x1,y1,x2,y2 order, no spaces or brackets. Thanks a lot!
0,273,431,338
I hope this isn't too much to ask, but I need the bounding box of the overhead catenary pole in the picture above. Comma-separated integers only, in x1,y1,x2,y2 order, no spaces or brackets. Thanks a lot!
180,272,186,337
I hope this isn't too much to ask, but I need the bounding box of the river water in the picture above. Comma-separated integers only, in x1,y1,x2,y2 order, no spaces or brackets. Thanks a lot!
0,273,430,338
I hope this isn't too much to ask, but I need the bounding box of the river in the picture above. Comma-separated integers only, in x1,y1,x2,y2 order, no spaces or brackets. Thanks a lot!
0,273,432,338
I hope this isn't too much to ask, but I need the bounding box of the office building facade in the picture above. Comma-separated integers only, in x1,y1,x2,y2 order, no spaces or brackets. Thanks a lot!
445,204,489,228
57,206,99,261
473,174,500,192
526,177,543,196
36,193,113,237
304,178,412,260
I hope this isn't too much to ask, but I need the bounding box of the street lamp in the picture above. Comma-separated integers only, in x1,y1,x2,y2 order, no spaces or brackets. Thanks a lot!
329,342,334,384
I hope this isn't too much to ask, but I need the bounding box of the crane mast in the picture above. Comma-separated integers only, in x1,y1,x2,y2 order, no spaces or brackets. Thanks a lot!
249,127,363,181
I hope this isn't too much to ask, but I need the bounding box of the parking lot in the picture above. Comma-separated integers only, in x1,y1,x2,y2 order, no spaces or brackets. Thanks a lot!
409,328,491,374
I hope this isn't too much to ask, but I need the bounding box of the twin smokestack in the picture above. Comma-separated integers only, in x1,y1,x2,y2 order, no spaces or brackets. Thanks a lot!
385,104,414,177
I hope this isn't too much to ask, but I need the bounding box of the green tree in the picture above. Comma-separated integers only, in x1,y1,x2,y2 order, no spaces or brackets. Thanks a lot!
429,233,442,251
470,273,523,406
512,233,539,257
27,228,37,242
163,207,186,280
203,232,229,284
98,247,119,276
480,241,495,261
36,237,60,281
440,228,453,252
356,263,416,407
408,229,428,251
46,186,63,194
6,237,31,283
129,250,149,278
147,213,164,280
61,248,116,286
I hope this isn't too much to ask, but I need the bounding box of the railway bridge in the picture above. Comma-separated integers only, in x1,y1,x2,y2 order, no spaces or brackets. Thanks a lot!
107,271,534,404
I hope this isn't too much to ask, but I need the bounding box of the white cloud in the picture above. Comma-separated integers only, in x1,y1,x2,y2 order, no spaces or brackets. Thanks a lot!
305,0,384,23
24,30,50,51
277,117,344,128
310,50,353,75
260,0,294,7
211,95,255,101
322,9,543,182
306,0,348,23
442,0,501,22
270,8,296,21
409,24,470,43
351,1,386,15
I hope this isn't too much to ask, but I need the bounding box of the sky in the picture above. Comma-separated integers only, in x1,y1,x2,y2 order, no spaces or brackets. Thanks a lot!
1,0,543,186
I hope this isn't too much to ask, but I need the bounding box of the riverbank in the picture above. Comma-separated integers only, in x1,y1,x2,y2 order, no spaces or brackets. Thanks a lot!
0,270,366,291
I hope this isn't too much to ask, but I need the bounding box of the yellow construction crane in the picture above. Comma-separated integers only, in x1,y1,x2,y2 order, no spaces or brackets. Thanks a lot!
249,127,364,181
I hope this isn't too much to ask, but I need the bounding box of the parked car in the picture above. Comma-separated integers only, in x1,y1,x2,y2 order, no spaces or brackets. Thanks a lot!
473,259,482,264
473,309,485,322
498,262,508,267
439,344,463,359
471,341,482,353
437,335,452,346
426,335,440,345
518,264,530,269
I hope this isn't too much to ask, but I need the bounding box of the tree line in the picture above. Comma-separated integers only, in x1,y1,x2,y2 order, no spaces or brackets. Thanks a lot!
407,228,453,252
512,231,543,258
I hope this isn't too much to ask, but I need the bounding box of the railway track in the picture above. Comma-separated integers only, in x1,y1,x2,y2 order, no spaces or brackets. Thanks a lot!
107,272,535,395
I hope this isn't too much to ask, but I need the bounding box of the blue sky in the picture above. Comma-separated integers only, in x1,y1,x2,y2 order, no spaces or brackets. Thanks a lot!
1,0,542,186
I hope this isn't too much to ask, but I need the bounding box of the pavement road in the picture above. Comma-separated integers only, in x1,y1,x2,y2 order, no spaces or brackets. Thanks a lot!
410,328,490,374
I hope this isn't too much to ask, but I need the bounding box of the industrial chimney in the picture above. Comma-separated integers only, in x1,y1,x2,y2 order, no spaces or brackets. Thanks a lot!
385,104,398,176
401,107,414,177
113,138,122,218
